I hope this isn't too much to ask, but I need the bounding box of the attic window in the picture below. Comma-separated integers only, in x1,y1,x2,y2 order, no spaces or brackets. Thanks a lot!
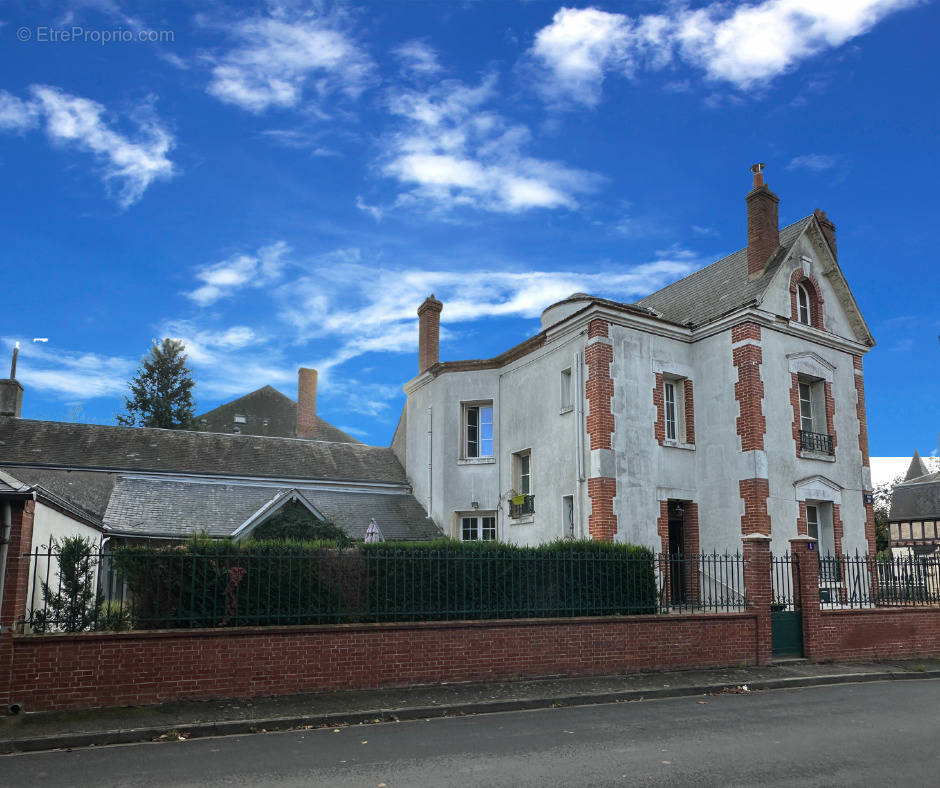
234,414,247,424
797,284,811,325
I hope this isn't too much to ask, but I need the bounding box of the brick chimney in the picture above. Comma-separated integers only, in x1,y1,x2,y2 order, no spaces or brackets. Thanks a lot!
417,294,443,373
0,342,23,418
746,163,780,279
814,208,837,260
296,367,318,439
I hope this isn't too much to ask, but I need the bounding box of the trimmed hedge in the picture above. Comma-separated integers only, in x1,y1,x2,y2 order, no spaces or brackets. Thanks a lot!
111,537,360,628
110,538,657,629
360,539,658,621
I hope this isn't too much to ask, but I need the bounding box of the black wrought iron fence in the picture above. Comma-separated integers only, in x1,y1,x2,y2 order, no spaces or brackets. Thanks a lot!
657,552,746,613
771,553,799,611
817,552,940,609
22,543,750,633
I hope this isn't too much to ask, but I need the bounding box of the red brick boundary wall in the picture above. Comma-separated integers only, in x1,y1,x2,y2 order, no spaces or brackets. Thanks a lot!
2,614,759,713
790,537,940,660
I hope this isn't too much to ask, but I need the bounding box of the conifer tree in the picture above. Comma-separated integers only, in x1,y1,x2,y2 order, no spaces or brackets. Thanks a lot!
117,338,197,429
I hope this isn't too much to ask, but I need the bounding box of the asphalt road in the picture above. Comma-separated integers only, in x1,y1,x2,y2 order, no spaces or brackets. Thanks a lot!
4,679,939,787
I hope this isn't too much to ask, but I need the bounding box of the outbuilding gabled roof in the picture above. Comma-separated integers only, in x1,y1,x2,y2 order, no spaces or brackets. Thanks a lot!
0,417,405,483
195,385,360,444
102,476,440,541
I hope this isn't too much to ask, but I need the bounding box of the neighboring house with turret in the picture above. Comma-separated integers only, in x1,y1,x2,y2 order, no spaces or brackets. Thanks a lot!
393,166,878,560
889,450,940,551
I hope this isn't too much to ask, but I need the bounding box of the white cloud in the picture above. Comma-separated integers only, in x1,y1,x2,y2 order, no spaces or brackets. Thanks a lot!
528,1,920,104
2,339,135,399
381,76,601,212
0,86,174,206
0,91,40,132
186,241,291,305
787,153,838,171
393,40,443,76
204,5,373,113
276,252,699,376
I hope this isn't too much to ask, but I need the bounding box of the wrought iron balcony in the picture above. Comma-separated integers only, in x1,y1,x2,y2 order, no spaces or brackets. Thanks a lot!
800,430,834,455
509,494,535,519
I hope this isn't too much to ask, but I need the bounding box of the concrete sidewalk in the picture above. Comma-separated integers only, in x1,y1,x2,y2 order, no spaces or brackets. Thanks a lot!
4,658,940,754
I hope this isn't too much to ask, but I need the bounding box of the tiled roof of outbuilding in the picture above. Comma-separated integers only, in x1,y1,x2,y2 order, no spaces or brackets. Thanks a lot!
0,417,406,483
103,476,440,541
195,385,360,444
890,472,940,521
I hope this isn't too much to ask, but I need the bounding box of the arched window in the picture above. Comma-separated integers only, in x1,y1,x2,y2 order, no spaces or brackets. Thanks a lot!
797,282,811,325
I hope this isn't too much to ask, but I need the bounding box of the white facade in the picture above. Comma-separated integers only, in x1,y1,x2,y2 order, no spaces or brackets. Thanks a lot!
395,217,875,557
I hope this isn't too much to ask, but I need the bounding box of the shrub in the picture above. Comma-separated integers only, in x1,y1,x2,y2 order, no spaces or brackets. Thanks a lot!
32,536,100,633
247,501,352,546
110,537,357,629
359,538,657,621
96,601,133,632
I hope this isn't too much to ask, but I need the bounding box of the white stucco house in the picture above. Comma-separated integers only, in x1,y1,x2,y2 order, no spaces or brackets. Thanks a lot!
392,166,878,560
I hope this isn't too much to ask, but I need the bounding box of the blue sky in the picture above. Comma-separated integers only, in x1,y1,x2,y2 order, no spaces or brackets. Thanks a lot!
1,0,937,456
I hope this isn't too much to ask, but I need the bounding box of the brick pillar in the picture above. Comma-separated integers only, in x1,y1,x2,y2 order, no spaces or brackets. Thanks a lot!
1,499,36,713
585,319,617,542
742,534,773,666
790,536,821,661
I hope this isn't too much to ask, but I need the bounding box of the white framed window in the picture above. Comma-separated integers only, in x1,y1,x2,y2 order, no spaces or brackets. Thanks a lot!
514,450,531,495
463,403,493,458
797,283,812,325
664,380,678,441
799,381,815,433
806,503,819,540
560,368,573,411
461,515,496,541
234,414,247,424
662,377,687,444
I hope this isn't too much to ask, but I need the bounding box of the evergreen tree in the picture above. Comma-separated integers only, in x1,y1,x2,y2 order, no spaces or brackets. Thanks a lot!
33,536,100,633
117,338,197,429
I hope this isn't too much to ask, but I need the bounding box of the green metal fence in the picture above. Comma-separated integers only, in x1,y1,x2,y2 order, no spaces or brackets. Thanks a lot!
23,544,748,633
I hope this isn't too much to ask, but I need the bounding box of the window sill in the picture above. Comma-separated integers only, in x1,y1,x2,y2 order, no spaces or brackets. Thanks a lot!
662,440,695,452
559,405,574,415
509,515,535,526
799,450,836,462
457,457,496,466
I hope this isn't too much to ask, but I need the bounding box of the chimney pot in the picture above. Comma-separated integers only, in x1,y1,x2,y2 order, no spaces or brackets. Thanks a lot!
417,294,443,373
296,368,318,439
746,164,780,279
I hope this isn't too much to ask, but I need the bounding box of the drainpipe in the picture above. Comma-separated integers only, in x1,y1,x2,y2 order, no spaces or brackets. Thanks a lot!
426,404,433,518
574,348,586,539
0,501,11,633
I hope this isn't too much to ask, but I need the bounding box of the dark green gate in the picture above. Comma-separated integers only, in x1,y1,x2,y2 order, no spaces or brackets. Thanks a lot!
771,554,803,658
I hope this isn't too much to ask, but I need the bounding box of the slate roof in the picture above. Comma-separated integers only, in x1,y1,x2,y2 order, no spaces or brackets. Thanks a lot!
0,417,406,483
195,385,359,444
103,476,440,541
0,466,116,520
636,216,813,328
904,451,930,482
890,472,940,521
